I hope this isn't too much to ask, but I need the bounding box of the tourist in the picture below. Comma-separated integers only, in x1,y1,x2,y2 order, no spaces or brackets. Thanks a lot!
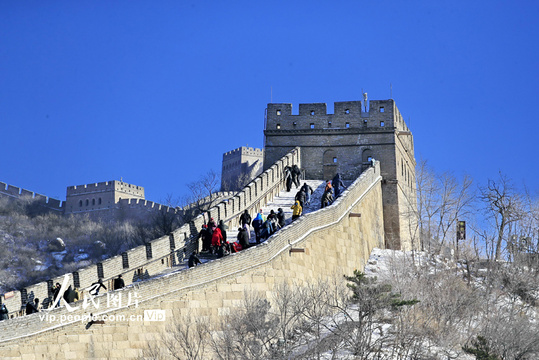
295,188,306,208
89,279,107,296
63,285,79,303
252,212,264,244
0,302,8,321
237,227,250,250
218,220,228,244
188,250,202,268
292,164,301,188
113,275,125,290
277,208,286,228
321,189,334,208
26,298,39,315
332,173,345,198
291,200,302,221
52,282,62,307
211,226,223,255
239,210,251,230
284,166,293,192
301,183,314,206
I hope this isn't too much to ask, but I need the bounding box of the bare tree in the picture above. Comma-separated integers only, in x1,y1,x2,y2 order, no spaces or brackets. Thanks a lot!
182,170,222,223
480,173,523,261
162,316,210,360
414,160,475,256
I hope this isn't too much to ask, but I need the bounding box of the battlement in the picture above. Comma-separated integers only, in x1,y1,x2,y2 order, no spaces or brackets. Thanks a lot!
66,180,144,197
0,181,64,211
118,198,177,214
222,146,264,158
1,149,302,325
266,99,399,131
0,155,387,360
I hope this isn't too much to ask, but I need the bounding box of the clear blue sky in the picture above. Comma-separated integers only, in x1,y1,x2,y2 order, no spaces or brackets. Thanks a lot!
1,1,538,203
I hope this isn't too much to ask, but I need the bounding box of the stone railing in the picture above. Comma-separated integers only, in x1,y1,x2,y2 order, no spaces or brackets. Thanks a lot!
1,148,301,319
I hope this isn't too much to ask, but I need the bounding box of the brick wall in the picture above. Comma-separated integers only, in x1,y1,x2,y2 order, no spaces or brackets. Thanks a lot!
1,148,301,319
0,161,384,359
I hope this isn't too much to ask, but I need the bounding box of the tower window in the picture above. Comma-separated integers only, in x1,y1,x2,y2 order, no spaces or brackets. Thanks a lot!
380,107,385,112
328,121,332,127
85,199,89,206
276,110,281,115
98,198,102,205
293,122,297,127
276,123,281,129
310,111,315,116
333,157,337,163
345,109,350,114
363,119,368,124
79,200,82,207
345,122,350,128
310,123,315,129
380,121,385,127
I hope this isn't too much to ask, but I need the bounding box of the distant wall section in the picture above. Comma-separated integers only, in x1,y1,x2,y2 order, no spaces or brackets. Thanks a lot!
221,147,264,191
0,182,64,212
0,158,385,360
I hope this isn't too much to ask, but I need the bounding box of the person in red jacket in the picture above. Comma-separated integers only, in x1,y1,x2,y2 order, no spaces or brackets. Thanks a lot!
211,226,223,254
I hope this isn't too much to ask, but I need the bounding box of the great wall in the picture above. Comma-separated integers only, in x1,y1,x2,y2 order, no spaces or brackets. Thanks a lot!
0,98,416,359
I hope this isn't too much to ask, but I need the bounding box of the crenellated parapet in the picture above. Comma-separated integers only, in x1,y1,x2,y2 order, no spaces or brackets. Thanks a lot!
0,148,301,322
221,146,264,191
264,98,416,250
0,181,64,211
0,155,386,360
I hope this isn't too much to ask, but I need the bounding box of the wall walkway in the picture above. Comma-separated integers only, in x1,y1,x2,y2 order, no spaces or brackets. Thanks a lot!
0,153,386,360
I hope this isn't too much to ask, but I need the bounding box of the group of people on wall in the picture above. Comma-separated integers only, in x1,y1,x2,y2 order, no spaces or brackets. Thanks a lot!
2,166,349,321
189,170,347,269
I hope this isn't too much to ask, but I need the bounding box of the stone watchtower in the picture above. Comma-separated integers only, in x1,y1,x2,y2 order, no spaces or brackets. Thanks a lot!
263,99,416,250
64,180,145,216
221,146,264,191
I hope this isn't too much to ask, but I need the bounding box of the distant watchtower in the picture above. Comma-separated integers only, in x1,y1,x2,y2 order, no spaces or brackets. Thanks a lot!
263,99,416,250
221,147,264,191
65,180,145,215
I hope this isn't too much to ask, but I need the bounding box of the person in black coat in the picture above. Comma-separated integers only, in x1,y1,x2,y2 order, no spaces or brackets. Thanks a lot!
237,227,250,250
198,225,212,252
295,189,306,208
332,173,345,198
277,208,286,228
113,275,125,290
0,303,8,321
52,282,62,307
63,285,79,303
188,250,202,268
26,298,39,315
284,166,293,192
292,165,301,188
239,210,251,228
218,220,228,244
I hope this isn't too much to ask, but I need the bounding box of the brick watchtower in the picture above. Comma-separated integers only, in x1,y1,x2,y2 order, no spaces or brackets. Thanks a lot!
263,99,416,250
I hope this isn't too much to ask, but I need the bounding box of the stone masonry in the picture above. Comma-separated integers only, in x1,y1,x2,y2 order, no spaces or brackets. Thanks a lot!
0,153,384,360
263,99,416,250
221,146,264,191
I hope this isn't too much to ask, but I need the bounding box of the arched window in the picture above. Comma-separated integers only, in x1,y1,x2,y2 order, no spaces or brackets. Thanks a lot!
362,149,373,163
323,149,337,180
98,198,102,205
85,199,89,206
79,200,82,207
